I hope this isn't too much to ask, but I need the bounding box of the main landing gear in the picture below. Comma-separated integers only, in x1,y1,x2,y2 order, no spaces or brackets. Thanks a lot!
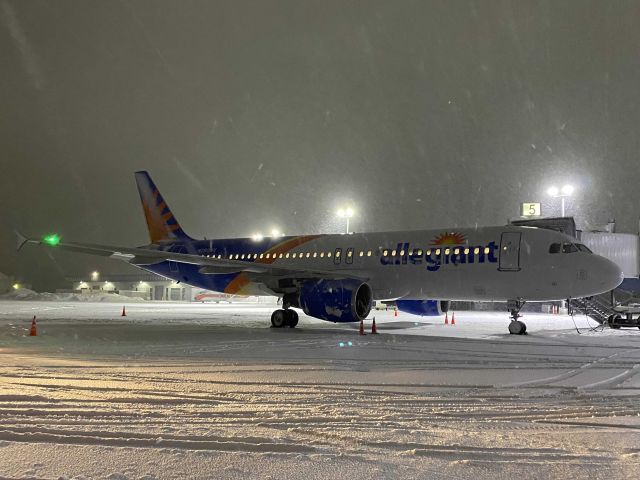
507,299,527,335
270,309,299,328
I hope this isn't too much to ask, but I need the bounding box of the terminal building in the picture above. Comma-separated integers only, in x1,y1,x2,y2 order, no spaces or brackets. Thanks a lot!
64,272,275,304
65,272,193,301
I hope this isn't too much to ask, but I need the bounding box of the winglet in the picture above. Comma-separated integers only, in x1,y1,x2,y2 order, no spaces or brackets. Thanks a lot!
15,230,30,251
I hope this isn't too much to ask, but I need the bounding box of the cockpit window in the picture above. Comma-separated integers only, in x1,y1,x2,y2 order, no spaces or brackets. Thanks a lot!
549,243,561,254
562,243,578,253
576,244,593,253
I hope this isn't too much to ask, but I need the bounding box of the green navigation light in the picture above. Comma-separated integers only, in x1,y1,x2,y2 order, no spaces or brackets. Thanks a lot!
42,233,61,246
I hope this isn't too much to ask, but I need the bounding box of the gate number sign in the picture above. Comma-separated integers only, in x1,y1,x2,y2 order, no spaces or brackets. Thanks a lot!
522,202,541,217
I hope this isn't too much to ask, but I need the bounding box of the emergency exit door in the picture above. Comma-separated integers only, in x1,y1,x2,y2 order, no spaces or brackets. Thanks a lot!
499,232,521,271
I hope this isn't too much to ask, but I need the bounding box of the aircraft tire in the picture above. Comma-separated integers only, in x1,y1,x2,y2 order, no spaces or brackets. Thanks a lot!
286,309,299,328
271,310,287,328
508,320,526,335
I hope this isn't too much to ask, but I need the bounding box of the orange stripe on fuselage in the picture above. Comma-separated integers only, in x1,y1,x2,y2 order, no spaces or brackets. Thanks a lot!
224,235,323,293
224,272,252,294
255,235,323,264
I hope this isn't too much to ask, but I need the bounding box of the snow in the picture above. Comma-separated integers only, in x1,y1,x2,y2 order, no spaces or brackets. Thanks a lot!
0,288,146,302
1,300,639,479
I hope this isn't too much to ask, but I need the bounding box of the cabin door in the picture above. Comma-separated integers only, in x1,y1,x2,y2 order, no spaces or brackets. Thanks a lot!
499,232,521,271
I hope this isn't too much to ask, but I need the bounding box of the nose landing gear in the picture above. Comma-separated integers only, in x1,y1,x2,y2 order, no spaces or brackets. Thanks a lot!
270,308,299,328
507,299,527,335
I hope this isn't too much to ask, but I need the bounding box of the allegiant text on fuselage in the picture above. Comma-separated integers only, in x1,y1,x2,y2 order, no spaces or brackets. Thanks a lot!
380,241,499,271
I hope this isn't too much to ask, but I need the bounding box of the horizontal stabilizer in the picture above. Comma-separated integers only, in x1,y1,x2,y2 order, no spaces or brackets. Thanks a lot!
15,231,29,251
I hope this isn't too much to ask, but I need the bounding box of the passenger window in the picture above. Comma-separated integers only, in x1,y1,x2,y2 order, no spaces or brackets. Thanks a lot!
367,251,372,256
320,252,325,258
383,250,389,257
549,243,561,254
346,248,354,265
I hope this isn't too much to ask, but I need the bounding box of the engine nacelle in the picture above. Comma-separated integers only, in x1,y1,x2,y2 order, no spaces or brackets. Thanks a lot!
396,300,450,316
299,279,373,323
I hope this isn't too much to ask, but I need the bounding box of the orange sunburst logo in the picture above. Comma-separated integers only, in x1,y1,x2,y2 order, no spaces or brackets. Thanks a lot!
432,232,466,245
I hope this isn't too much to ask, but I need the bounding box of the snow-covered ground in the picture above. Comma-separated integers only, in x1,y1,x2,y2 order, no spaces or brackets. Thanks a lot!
1,300,639,479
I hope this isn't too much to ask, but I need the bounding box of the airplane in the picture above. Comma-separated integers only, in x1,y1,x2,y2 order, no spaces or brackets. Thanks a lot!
17,171,623,335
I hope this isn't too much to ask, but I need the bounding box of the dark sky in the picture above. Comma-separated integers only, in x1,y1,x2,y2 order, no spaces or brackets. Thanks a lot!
2,0,640,290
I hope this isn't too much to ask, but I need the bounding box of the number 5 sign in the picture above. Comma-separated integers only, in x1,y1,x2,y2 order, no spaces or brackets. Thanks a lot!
522,202,541,217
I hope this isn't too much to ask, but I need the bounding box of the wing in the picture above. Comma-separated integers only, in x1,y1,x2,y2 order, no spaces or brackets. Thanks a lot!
18,234,368,281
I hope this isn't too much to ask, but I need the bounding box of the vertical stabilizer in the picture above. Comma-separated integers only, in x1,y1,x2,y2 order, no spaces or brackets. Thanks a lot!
135,171,192,244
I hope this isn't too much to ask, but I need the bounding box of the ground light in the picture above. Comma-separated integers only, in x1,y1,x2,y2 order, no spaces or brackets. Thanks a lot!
42,233,61,246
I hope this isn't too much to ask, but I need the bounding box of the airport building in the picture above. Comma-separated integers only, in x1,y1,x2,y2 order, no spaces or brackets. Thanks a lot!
64,272,275,304
65,273,193,301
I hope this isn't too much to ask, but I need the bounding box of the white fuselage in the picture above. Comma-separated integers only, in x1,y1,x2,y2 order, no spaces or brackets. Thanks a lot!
146,225,623,303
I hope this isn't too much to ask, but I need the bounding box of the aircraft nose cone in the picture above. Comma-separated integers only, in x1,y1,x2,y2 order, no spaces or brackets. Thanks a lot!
598,257,624,292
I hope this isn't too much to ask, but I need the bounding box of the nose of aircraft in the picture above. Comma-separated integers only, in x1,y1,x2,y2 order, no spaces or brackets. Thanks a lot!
592,256,624,293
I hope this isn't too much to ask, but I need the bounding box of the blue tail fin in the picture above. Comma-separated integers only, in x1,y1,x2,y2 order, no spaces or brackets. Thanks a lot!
135,171,192,244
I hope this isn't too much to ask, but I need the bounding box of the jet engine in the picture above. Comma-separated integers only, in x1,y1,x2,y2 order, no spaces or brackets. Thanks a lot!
395,300,450,316
298,279,373,323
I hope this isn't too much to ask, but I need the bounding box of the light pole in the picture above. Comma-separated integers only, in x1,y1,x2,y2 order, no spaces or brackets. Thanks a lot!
337,207,354,234
546,185,574,217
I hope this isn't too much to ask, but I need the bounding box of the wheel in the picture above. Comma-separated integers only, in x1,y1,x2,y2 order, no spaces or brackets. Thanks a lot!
508,320,527,335
271,309,287,328
286,309,299,328
610,315,622,329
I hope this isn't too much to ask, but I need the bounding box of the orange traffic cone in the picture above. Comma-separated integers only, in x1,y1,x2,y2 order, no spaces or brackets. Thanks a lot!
371,317,378,334
444,312,449,325
29,316,37,336
394,308,398,317
451,312,456,325
359,319,366,335
121,306,127,317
